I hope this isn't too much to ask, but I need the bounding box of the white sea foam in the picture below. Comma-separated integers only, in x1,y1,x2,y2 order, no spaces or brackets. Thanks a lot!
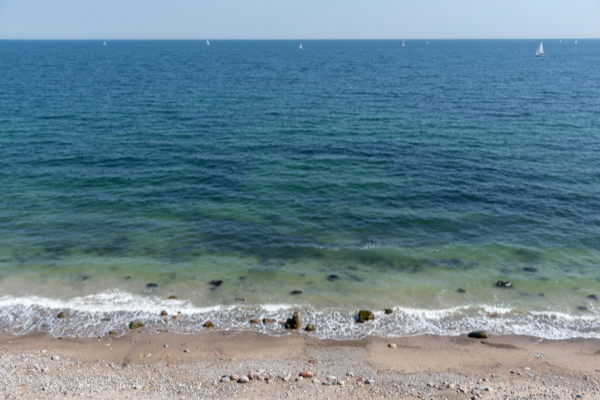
1,289,599,340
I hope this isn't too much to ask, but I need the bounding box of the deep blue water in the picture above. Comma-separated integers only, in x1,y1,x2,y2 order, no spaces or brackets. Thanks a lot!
0,40,599,339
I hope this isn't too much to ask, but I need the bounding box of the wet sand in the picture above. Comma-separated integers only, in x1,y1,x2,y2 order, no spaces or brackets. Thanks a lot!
1,329,599,399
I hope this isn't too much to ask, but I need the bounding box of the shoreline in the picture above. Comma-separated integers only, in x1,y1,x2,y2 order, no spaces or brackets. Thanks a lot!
1,330,599,399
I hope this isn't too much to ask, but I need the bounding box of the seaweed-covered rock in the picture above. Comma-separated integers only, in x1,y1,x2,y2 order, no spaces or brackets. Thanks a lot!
160,310,168,316
146,283,159,288
588,294,598,301
468,330,488,339
168,295,177,299
384,309,393,315
57,312,67,319
129,322,144,329
457,288,466,294
358,310,374,321
305,324,316,331
203,321,214,328
209,280,223,287
285,311,302,329
290,290,303,295
496,281,512,288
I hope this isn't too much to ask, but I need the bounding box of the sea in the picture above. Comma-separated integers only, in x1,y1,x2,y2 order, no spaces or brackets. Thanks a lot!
1,39,599,340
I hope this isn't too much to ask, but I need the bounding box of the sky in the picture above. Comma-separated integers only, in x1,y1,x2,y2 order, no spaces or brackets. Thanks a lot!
0,0,599,40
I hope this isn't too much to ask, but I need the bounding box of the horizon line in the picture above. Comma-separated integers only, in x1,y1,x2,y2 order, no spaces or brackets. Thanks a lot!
0,38,598,41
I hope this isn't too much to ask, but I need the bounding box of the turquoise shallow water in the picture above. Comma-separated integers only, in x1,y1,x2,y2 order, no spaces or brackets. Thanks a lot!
0,40,600,338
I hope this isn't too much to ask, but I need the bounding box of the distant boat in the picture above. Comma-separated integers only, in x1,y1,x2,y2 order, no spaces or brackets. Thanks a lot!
426,41,429,45
560,40,562,43
575,39,577,44
103,41,106,46
535,42,545,57
299,43,304,50
206,40,210,45
402,39,405,47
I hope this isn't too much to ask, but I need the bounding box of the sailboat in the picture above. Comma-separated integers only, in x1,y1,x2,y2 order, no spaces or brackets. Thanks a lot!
535,42,545,57
299,43,304,50
559,40,562,43
402,39,405,47
103,41,106,46
206,40,210,45
426,41,429,45
575,39,577,44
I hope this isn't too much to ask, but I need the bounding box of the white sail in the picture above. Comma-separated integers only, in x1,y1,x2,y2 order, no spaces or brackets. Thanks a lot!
575,39,577,44
103,41,106,46
402,39,405,46
535,42,544,57
299,43,303,50
560,40,562,43
206,40,210,45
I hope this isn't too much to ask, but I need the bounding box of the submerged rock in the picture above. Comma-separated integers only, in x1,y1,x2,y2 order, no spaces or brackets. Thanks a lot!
588,294,598,301
290,290,303,295
263,318,277,324
468,330,488,339
250,318,261,324
457,288,466,294
305,324,316,331
203,321,214,328
57,312,66,319
146,283,159,288
523,267,538,273
327,275,339,281
285,311,302,329
168,295,177,299
209,280,223,287
129,322,144,329
235,298,246,302
496,281,513,288
358,310,375,321
384,309,393,314
108,330,118,335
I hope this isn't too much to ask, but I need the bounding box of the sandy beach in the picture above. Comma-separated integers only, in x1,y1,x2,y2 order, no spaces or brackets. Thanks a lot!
1,327,599,399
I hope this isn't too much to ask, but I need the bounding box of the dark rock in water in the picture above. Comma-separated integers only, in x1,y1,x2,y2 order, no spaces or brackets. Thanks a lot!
129,322,144,329
57,312,66,319
577,306,588,311
263,318,277,324
125,276,131,280
285,311,302,329
209,280,223,287
82,276,89,281
327,275,340,281
457,288,466,294
538,293,545,297
588,294,598,301
358,310,375,321
468,330,488,339
101,318,111,321
160,310,168,316
203,321,214,328
239,276,246,280
108,330,117,335
250,318,261,324
496,281,513,288
235,298,246,302
305,324,316,331
168,295,177,299
523,267,538,273
146,283,159,288
384,309,393,315
290,290,303,295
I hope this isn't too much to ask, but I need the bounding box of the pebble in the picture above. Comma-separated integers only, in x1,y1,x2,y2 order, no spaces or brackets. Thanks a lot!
312,378,321,384
183,348,190,352
365,378,374,384
238,376,249,383
327,375,336,381
51,355,60,361
389,343,397,348
300,371,314,378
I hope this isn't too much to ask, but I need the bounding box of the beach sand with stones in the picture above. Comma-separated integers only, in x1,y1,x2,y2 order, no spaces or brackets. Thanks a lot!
1,327,600,399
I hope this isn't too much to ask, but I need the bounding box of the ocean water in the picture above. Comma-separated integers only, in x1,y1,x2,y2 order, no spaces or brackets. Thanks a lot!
1,39,600,339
